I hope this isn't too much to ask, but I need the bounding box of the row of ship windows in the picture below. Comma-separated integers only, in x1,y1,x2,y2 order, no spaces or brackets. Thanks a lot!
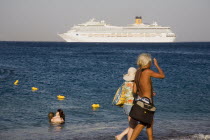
76,33,175,37
76,27,171,30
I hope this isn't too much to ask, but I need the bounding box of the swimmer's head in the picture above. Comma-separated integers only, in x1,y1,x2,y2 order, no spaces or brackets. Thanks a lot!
137,53,152,68
57,109,65,121
48,112,55,122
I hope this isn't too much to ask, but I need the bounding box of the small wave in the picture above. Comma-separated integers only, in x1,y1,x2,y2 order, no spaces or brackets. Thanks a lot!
0,69,13,79
167,134,210,140
191,134,210,140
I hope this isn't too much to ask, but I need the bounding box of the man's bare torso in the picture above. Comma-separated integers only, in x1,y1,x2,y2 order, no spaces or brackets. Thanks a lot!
139,69,152,99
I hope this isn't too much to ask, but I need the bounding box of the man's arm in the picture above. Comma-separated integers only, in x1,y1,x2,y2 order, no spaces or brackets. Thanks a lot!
149,58,165,79
133,82,137,94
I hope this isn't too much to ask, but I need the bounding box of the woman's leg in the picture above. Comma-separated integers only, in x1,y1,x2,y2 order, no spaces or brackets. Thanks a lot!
115,127,129,140
127,117,138,140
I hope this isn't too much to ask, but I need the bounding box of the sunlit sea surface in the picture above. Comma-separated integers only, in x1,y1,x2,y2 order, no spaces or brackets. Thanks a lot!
0,42,209,140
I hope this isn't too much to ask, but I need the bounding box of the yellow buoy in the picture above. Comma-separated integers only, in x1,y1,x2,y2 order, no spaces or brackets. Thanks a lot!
32,87,39,91
92,104,100,108
57,95,65,99
14,80,19,85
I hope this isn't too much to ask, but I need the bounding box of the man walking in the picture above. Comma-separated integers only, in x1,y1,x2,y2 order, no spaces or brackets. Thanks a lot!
130,53,165,140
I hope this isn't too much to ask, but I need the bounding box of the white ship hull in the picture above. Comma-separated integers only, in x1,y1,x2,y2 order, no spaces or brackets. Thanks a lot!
58,33,175,43
59,18,176,43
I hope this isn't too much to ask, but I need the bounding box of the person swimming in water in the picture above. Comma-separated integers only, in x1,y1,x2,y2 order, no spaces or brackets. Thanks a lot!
48,112,55,122
48,109,65,124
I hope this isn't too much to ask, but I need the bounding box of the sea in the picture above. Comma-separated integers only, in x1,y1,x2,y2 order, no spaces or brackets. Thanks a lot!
0,42,209,140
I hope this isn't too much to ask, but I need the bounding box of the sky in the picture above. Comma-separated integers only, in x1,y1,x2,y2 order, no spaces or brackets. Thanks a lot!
0,0,210,42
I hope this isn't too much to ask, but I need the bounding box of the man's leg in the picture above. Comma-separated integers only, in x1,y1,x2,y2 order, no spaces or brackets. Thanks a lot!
130,124,145,140
146,121,154,140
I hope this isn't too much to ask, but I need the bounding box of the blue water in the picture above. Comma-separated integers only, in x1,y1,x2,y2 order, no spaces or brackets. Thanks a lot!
0,42,209,140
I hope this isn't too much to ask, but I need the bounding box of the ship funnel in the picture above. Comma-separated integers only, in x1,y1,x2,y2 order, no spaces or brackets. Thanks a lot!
135,16,142,24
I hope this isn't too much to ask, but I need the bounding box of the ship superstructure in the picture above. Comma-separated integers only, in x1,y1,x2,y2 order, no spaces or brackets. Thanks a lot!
58,17,176,42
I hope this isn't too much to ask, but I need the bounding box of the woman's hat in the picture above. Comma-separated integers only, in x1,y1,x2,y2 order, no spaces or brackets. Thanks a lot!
123,67,137,81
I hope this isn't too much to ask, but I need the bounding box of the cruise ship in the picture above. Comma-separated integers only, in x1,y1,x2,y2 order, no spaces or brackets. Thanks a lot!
58,17,176,42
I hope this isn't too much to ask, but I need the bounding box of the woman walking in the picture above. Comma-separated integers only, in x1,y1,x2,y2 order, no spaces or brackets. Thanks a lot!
115,67,138,140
